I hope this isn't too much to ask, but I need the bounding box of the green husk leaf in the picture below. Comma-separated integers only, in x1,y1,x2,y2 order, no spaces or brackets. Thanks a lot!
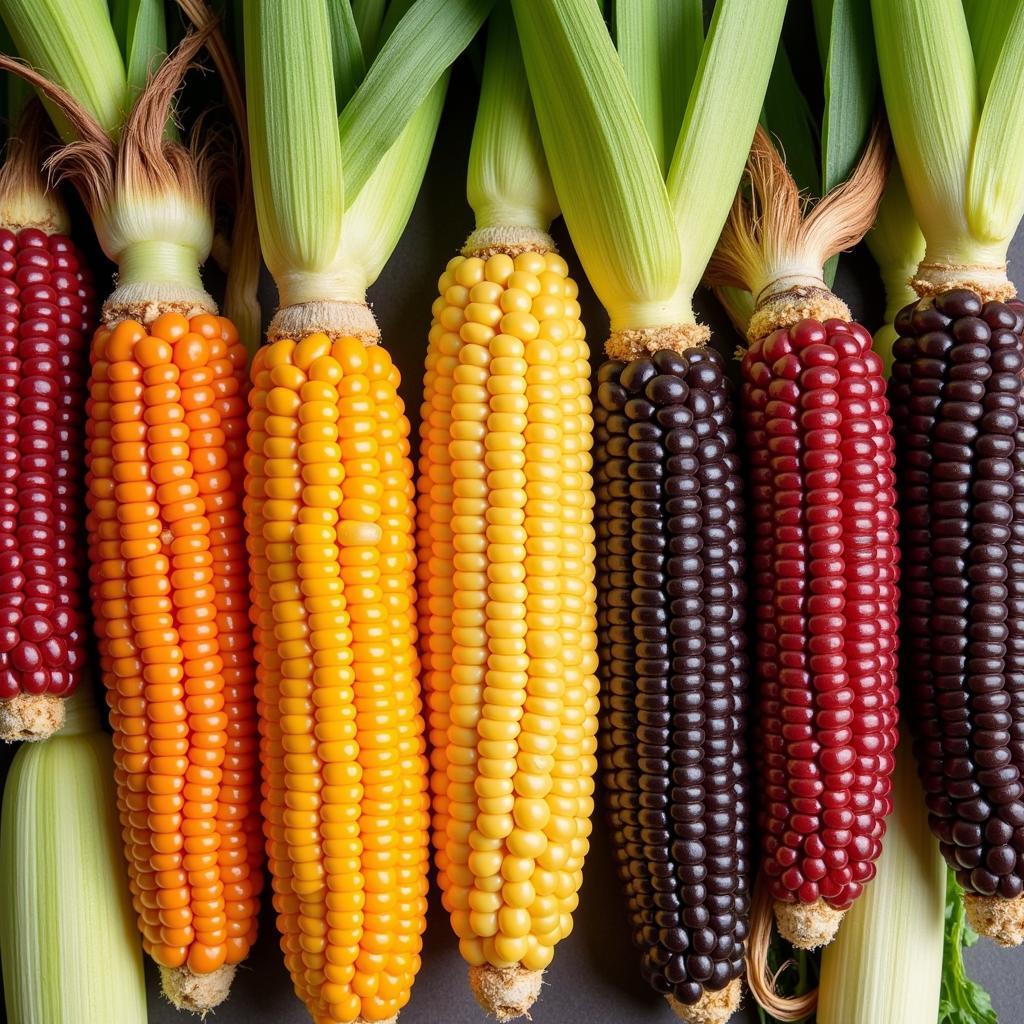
966,0,1024,252
817,0,878,190
375,0,415,53
343,76,446,289
467,2,558,233
0,18,27,128
244,0,345,292
614,0,664,171
666,0,787,300
0,0,128,138
815,0,878,286
964,0,1009,105
326,0,364,111
762,42,819,196
351,0,386,54
866,158,925,372
337,0,492,205
512,0,685,329
871,0,981,263
657,0,702,164
939,873,998,1024
111,0,167,100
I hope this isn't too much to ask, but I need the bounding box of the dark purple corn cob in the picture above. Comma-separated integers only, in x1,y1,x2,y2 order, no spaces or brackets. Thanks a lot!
0,226,95,734
891,286,1024,941
594,345,750,1009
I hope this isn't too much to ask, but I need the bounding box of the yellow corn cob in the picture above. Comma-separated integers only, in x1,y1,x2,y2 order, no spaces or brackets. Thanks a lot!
246,332,430,1024
416,246,598,997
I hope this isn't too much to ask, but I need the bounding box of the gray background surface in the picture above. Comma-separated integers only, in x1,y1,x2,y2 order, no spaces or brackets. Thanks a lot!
3,49,1024,1024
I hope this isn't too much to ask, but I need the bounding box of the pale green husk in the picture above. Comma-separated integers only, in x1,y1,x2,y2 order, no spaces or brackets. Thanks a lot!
873,0,1024,269
467,2,558,234
666,0,788,303
513,0,785,331
867,158,925,372
337,0,493,203
0,0,127,137
245,0,487,306
817,748,945,1024
0,691,147,1024
111,0,167,102
244,0,345,301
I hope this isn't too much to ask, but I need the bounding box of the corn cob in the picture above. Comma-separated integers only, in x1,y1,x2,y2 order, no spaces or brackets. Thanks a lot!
0,24,265,1010
0,108,95,741
417,241,598,1017
871,0,1024,947
706,127,897,962
415,10,597,1016
242,0,490,1017
890,289,1024,942
594,346,750,1009
742,317,899,926
86,310,260,994
245,329,429,1024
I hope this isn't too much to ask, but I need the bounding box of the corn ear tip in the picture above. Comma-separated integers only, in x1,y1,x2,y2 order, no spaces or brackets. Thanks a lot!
665,976,742,1024
774,897,846,950
963,892,1024,948
0,693,64,743
160,962,237,1015
468,964,544,1021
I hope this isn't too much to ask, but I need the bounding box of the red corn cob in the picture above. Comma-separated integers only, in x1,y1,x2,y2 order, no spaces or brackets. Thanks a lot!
0,111,96,742
706,124,897,960
741,318,900,934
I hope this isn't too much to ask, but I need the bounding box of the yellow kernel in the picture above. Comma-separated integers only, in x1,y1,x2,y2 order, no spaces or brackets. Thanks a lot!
469,910,498,937
514,251,547,276
484,254,514,284
493,933,529,964
506,828,546,859
499,311,540,342
455,257,485,288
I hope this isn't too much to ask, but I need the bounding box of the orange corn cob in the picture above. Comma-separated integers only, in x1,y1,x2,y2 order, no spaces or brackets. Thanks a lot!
85,310,262,987
245,331,430,1024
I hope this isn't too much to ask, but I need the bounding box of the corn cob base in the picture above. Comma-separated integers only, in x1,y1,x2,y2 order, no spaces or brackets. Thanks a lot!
417,243,598,1020
594,343,750,1022
891,287,1024,945
741,313,900,949
0,226,95,740
86,310,262,1009
247,322,430,1024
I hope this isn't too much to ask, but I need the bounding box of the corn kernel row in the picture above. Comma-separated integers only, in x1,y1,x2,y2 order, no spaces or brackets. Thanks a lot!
246,332,430,1023
417,247,598,977
85,311,262,976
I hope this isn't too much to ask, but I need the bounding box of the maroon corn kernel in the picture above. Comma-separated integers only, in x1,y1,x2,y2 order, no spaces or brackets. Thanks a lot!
0,226,94,702
741,316,900,911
